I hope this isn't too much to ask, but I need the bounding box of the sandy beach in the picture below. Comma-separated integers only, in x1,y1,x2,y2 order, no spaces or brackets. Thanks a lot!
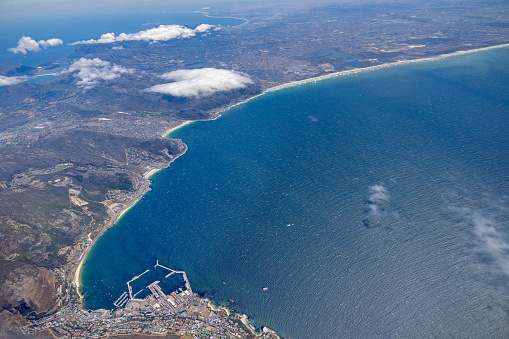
143,168,160,180
225,43,509,114
163,120,194,137
73,121,193,298
74,171,153,299
74,256,84,299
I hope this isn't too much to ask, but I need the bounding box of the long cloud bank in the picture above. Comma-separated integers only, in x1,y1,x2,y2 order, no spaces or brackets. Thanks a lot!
145,68,253,98
71,24,214,45
8,36,63,54
0,75,28,86
67,58,134,89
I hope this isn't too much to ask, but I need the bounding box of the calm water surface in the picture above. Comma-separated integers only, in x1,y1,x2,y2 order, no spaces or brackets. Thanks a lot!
81,47,509,338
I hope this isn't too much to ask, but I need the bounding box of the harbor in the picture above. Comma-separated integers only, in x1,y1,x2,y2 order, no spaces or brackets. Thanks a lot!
23,261,281,338
116,260,194,315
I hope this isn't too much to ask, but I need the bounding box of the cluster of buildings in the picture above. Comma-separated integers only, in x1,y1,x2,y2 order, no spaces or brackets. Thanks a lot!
23,263,282,339
24,300,279,338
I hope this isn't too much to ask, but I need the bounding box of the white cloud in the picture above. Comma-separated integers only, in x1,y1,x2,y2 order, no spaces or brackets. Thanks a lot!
472,213,509,278
67,58,134,89
0,75,28,86
8,36,39,54
367,184,389,216
368,184,390,203
145,68,253,98
8,36,63,54
38,38,64,48
194,24,214,33
71,24,215,45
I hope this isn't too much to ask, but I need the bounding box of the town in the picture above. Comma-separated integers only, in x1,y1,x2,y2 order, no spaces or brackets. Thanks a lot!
23,261,280,339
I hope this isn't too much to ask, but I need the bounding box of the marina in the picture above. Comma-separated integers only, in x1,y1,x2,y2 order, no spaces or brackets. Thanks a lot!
115,260,194,314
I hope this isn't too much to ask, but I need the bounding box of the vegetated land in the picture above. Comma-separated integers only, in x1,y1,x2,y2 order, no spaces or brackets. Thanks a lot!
0,0,508,337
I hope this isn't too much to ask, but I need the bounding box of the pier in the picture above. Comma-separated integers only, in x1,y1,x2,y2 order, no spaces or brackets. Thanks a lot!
126,269,150,299
113,292,129,307
155,260,193,294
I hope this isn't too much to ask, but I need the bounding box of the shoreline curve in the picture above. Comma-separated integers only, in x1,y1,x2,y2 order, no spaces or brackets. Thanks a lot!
73,42,509,302
74,121,192,300
226,43,509,113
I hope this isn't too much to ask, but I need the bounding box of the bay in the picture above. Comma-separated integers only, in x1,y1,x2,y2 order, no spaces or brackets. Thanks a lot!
81,46,509,338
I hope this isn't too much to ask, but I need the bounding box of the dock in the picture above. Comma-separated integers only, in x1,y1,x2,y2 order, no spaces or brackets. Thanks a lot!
113,292,129,307
114,260,194,313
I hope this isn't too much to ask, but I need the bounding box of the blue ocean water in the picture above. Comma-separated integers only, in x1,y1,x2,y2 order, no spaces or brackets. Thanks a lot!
81,47,509,338
0,12,245,66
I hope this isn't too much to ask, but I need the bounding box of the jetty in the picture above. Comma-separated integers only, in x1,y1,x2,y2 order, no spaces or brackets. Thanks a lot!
115,260,193,314
113,292,129,307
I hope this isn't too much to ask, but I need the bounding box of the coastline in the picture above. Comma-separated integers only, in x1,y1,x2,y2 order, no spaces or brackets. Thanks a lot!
73,169,154,300
207,301,281,339
163,120,194,138
73,120,193,300
224,43,509,114
72,41,508,317
194,10,249,27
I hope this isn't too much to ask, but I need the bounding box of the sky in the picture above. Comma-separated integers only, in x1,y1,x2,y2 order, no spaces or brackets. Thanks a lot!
0,0,256,19
2,0,192,19
0,0,371,20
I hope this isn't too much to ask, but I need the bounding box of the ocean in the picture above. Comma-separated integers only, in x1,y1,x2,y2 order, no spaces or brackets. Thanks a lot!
80,46,509,338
